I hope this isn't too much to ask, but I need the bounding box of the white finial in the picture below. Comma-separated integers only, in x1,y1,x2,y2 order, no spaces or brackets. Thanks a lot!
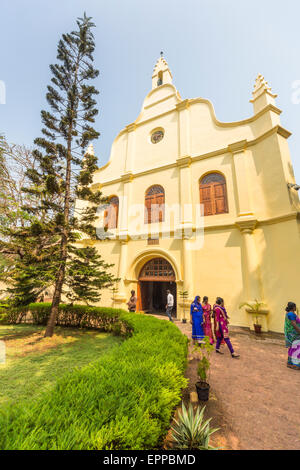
251,74,277,101
86,143,95,156
152,55,173,90
250,73,277,114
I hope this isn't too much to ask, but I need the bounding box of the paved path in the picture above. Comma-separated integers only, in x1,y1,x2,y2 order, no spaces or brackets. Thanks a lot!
151,314,300,450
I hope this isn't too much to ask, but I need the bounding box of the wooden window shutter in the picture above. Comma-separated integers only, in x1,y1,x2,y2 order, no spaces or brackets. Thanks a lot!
145,186,165,224
104,196,119,229
214,183,227,214
199,173,228,216
200,185,213,216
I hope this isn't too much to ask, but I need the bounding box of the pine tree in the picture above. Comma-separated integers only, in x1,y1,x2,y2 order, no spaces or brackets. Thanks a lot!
65,246,117,305
24,13,114,336
0,140,60,304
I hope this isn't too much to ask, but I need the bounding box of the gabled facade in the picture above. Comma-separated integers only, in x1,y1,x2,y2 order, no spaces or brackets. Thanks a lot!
84,56,300,332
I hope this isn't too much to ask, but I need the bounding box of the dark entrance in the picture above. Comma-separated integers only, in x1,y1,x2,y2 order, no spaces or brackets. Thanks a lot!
137,258,177,316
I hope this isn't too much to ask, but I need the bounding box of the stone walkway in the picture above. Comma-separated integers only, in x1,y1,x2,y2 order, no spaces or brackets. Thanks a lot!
151,314,300,450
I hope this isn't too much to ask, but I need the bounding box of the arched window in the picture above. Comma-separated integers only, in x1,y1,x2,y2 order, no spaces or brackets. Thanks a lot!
199,173,228,216
104,196,119,229
145,185,165,223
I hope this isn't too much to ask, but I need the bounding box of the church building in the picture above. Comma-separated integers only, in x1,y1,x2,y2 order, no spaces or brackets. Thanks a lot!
86,56,300,333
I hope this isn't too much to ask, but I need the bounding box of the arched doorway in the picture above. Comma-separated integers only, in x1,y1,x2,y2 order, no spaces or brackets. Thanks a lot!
137,258,177,316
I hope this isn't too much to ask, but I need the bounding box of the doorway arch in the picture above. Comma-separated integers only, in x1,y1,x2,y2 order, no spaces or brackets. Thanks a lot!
137,258,177,315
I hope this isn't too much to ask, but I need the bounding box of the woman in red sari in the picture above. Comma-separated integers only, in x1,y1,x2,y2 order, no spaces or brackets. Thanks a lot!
214,297,239,358
202,296,214,344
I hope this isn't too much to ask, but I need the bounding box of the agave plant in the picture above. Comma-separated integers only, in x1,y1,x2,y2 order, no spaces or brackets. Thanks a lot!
171,402,218,450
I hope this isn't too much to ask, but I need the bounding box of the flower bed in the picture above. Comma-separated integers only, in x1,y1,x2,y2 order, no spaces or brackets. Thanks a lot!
0,304,188,450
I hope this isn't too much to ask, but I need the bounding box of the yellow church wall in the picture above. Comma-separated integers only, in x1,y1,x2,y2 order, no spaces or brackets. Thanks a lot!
254,219,300,332
129,115,179,174
248,133,296,219
80,57,300,336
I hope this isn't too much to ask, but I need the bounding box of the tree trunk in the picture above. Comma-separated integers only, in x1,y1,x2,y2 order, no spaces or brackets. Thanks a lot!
44,56,79,338
44,261,65,337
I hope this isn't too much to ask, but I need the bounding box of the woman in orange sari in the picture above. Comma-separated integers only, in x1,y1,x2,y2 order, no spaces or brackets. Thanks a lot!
202,296,214,344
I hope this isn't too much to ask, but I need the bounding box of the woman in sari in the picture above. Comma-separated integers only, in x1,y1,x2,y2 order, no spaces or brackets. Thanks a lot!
214,297,239,358
190,296,205,345
284,301,300,370
202,296,214,344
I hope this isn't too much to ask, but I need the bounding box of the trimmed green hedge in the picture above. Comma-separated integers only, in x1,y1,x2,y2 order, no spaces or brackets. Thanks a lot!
0,305,188,450
1,303,133,336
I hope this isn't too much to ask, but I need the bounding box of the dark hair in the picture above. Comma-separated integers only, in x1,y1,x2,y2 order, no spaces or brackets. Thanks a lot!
131,290,135,295
216,297,223,305
286,301,296,312
203,296,208,302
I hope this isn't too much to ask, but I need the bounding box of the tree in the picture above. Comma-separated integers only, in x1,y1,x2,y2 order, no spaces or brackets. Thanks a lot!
23,13,114,336
0,139,60,303
65,246,117,305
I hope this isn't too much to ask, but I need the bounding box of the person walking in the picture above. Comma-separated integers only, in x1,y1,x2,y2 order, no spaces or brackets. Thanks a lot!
166,289,174,322
190,296,205,345
214,297,239,358
202,296,214,344
284,301,300,370
127,290,137,312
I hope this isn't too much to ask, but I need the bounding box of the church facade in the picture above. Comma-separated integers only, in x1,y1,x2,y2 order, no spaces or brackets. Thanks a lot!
85,56,300,333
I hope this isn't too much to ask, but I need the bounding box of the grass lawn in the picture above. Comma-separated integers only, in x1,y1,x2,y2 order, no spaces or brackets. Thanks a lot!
0,324,122,407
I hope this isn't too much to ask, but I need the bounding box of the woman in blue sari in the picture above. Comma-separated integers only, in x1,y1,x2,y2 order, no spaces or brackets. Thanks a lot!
190,296,205,345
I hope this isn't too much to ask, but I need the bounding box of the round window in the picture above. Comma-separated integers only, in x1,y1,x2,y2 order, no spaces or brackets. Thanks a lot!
151,130,164,144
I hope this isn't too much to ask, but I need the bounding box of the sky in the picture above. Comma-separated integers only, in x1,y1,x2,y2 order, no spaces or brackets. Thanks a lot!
1,0,300,182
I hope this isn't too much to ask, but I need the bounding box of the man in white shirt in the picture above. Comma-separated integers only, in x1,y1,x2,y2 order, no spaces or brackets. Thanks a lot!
166,289,174,322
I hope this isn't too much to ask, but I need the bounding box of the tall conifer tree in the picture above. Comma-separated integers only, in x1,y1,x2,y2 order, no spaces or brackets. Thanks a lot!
25,13,114,337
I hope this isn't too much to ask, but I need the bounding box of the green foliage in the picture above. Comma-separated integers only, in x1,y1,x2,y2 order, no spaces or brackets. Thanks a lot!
3,303,133,336
65,246,118,305
239,299,265,326
1,15,115,327
0,325,122,407
0,310,188,450
239,299,265,313
193,336,214,383
171,402,218,450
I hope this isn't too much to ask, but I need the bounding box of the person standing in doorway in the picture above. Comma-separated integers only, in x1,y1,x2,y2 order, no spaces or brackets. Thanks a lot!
166,289,174,322
127,290,137,312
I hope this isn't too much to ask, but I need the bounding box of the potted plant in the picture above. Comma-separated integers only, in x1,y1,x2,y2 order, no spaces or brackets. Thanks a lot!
179,290,189,323
193,337,214,401
239,299,265,334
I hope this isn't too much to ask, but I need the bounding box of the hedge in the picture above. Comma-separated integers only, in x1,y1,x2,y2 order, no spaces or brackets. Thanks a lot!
0,304,188,450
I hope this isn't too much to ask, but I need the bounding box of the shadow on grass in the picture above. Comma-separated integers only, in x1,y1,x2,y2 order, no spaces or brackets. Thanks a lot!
0,325,123,408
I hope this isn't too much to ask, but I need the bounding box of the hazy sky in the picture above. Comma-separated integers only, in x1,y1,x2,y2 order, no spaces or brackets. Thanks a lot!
1,0,300,182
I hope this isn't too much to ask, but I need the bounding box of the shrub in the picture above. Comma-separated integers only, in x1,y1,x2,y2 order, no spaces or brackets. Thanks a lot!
0,307,188,450
3,303,132,336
